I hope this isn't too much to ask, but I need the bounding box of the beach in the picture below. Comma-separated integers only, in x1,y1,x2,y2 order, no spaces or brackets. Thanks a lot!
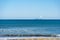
0,37,60,40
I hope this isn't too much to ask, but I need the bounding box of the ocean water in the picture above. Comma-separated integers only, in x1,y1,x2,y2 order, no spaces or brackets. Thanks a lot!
0,19,60,35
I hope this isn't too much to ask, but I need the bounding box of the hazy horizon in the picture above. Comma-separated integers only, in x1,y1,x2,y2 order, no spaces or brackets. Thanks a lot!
0,0,60,19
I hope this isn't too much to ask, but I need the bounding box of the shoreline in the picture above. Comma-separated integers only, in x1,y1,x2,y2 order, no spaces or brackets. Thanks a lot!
0,37,60,40
0,34,60,37
0,34,56,37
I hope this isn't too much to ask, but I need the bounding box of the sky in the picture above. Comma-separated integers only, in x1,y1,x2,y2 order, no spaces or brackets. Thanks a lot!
0,0,60,19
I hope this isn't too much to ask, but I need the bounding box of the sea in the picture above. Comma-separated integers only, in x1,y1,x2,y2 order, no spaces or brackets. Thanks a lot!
0,19,60,35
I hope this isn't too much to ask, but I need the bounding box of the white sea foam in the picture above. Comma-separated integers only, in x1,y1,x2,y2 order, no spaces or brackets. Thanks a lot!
56,34,60,37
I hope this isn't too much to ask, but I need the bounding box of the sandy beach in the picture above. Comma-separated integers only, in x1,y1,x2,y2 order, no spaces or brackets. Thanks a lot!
0,37,60,40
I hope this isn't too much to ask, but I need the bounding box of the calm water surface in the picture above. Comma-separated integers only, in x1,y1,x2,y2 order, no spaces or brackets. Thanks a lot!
0,19,60,35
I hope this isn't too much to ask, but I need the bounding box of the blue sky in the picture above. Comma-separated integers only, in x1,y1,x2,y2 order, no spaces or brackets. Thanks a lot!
0,0,60,19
